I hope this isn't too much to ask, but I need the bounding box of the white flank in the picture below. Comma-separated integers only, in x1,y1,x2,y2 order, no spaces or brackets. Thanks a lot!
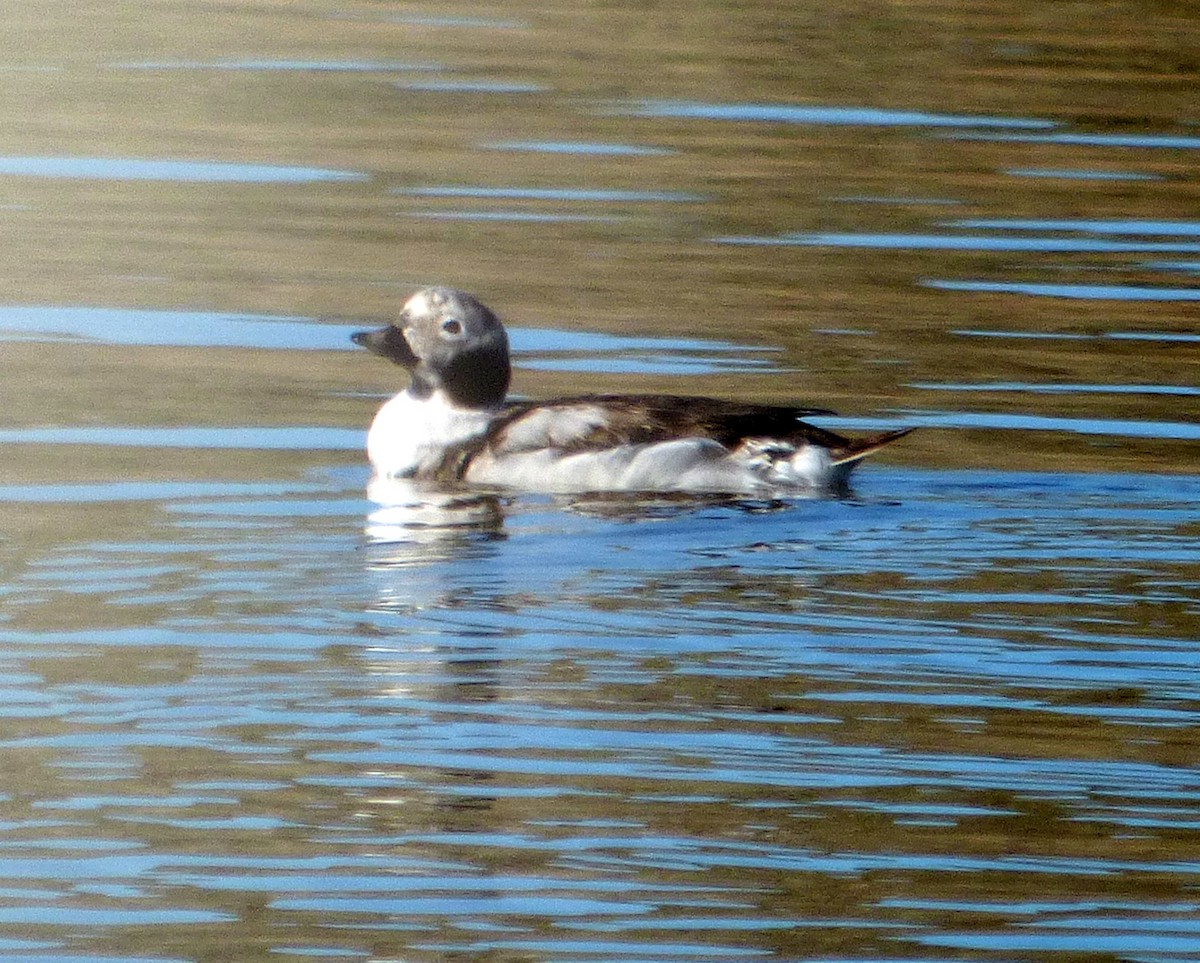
466,436,836,494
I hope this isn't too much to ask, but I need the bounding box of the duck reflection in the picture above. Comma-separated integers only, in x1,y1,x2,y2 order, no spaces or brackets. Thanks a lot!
365,473,803,556
359,476,511,821
361,473,519,626
353,475,826,836
364,475,506,553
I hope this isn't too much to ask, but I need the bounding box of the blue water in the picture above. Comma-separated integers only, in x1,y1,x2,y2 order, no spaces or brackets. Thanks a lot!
2,2,1199,961
0,157,365,183
2,463,1198,961
0,307,779,374
625,100,1057,129
717,232,1200,254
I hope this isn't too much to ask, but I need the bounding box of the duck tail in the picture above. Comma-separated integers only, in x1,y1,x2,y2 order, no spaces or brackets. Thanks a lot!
829,427,915,467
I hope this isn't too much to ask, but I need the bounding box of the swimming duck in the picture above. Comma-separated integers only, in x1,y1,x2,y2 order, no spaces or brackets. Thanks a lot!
352,287,911,493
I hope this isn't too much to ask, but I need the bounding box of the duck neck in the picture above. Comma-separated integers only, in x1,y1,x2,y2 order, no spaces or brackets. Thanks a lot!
411,354,510,410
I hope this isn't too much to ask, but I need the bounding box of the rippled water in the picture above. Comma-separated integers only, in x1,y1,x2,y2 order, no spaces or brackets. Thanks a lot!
1,2,1198,961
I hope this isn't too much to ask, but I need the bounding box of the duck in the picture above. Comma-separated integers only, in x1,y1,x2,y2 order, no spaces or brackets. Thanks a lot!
352,286,912,494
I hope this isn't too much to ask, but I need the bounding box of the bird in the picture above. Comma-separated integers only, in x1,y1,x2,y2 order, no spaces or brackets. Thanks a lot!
352,286,912,494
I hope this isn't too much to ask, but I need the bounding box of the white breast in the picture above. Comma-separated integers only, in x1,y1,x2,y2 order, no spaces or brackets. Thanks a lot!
366,390,494,479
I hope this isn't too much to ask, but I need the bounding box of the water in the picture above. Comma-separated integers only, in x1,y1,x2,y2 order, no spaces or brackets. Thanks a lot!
1,2,1198,962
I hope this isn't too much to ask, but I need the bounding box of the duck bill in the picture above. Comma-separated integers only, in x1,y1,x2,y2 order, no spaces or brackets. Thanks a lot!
351,325,418,368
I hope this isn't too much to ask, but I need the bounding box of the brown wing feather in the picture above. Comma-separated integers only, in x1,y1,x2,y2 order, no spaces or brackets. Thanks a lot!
486,393,849,453
449,394,910,483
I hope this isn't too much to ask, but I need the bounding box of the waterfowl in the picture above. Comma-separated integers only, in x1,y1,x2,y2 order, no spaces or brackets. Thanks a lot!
353,287,911,493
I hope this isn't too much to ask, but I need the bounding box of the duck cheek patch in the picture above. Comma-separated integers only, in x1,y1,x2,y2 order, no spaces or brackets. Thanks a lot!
441,346,512,409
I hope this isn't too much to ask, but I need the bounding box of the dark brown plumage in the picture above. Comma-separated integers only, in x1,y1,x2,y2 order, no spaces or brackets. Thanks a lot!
463,393,912,477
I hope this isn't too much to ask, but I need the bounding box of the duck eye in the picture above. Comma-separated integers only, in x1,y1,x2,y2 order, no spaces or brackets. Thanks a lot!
441,318,463,336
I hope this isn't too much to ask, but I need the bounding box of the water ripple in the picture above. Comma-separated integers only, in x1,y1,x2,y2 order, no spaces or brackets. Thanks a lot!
0,306,779,374
952,328,1200,343
909,382,1200,398
115,59,443,73
626,100,1056,129
815,411,1200,440
715,231,1200,253
396,79,546,93
925,280,1200,300
481,141,674,156
942,130,1200,149
949,218,1200,236
395,185,707,202
400,209,623,223
1003,167,1161,181
0,156,365,183
0,426,362,450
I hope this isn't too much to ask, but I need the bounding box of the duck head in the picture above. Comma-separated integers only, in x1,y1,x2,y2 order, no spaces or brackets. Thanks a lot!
353,287,512,409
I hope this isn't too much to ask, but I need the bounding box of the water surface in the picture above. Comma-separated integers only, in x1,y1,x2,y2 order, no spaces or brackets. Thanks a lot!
0,2,1197,962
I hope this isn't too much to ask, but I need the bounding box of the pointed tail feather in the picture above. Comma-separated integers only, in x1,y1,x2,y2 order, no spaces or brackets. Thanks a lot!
829,428,915,467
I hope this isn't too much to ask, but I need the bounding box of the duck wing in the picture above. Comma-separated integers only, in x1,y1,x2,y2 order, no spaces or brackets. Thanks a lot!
480,393,845,455
446,393,912,490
